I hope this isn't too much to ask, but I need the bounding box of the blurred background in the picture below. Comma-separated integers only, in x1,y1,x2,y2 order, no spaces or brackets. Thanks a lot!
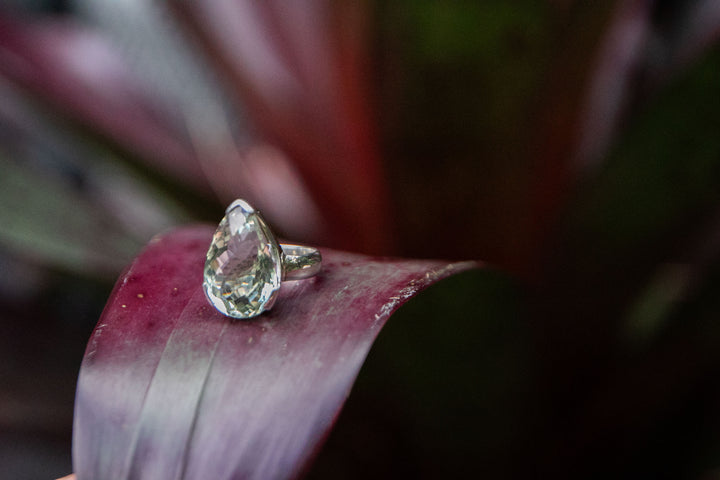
2,0,720,478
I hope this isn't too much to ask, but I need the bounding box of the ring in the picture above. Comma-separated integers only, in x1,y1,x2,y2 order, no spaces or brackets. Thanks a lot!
203,199,322,319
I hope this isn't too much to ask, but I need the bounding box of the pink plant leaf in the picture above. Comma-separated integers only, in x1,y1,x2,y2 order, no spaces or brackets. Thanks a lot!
573,0,720,172
520,1,655,276
169,1,393,254
526,0,720,279
72,225,478,479
0,6,391,252
573,0,652,171
68,0,326,243
0,12,210,194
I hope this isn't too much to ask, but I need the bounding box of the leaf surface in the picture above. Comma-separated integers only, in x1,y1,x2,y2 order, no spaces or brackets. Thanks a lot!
72,225,478,479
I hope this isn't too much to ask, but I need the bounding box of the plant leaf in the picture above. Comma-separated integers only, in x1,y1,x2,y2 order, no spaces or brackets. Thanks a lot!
0,154,142,277
373,2,655,273
573,0,652,171
523,45,720,470
309,268,530,478
0,12,211,195
0,78,196,277
168,1,393,254
72,225,478,479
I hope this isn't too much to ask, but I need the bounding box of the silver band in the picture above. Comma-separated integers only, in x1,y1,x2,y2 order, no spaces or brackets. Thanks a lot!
281,244,322,280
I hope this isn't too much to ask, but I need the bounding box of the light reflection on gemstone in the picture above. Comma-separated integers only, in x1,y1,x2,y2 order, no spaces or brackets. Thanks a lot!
203,200,282,319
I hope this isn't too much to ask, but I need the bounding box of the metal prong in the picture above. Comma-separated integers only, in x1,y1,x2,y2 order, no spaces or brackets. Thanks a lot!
225,198,255,214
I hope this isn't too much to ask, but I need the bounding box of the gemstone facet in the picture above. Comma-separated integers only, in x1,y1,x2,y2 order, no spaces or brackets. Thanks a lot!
203,200,282,319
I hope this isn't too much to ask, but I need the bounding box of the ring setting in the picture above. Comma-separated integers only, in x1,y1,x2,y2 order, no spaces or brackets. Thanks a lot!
203,199,321,319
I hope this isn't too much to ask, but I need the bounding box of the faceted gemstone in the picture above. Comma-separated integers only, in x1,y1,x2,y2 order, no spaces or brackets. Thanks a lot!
203,200,282,319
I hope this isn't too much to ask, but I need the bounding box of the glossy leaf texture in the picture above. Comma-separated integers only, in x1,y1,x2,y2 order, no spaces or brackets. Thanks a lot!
73,226,478,480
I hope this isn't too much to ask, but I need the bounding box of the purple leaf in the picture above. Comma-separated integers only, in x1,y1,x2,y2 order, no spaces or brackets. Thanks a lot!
69,0,326,244
573,0,652,171
520,2,653,276
0,12,210,194
72,225,478,479
169,1,394,254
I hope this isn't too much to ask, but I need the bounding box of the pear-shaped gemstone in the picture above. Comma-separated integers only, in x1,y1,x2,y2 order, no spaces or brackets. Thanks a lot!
203,200,282,319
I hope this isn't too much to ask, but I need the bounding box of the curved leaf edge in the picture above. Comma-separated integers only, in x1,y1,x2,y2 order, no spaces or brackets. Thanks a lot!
72,224,480,480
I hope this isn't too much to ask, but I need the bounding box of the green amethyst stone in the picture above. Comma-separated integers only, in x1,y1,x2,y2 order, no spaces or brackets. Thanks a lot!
203,199,282,319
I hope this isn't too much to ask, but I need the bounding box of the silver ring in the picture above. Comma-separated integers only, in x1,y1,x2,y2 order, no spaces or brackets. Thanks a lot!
203,199,322,319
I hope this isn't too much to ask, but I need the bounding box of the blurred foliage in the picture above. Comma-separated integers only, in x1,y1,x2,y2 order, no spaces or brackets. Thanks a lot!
2,0,720,478
0,155,140,276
